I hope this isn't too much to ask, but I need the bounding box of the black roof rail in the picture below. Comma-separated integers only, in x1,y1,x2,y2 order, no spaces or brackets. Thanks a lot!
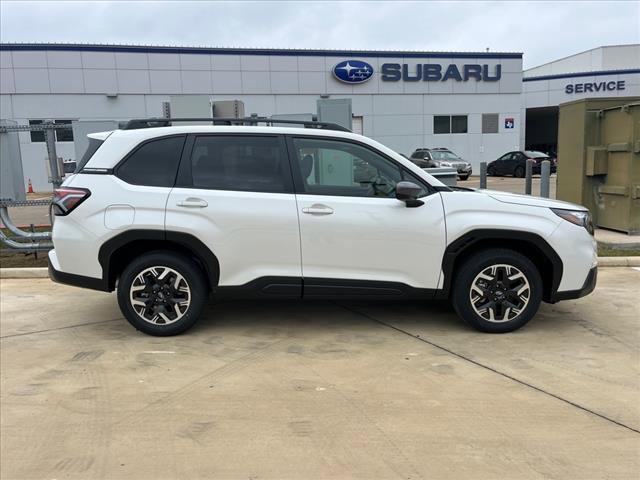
120,117,351,132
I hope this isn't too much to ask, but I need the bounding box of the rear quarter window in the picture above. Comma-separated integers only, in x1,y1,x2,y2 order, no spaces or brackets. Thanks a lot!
117,136,186,187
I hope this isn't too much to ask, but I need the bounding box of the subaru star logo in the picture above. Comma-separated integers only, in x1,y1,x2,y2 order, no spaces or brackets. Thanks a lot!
333,60,374,84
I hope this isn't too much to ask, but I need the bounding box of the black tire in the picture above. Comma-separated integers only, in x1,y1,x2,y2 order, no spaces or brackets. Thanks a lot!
514,165,525,178
451,248,542,333
117,251,209,336
487,166,496,176
459,175,469,181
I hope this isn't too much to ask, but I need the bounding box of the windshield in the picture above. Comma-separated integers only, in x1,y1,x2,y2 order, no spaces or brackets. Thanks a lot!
431,151,459,161
524,151,549,159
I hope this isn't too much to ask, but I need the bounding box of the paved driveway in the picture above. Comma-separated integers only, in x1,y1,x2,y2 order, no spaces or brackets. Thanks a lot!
1,267,638,479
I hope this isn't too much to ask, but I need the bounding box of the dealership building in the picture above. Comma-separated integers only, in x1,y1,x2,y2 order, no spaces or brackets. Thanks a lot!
0,43,638,190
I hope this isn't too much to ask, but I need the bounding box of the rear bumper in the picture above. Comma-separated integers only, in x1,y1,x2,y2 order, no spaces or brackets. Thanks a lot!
48,250,109,292
550,266,597,302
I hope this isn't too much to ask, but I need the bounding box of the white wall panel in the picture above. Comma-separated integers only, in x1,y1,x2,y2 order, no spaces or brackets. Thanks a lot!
0,51,13,69
149,70,182,94
211,54,240,70
269,56,298,71
46,51,82,68
148,53,180,70
298,71,325,94
83,69,118,93
49,69,84,93
297,56,324,71
240,71,270,93
11,51,47,68
116,69,150,93
211,71,242,94
0,95,13,117
81,51,116,69
13,69,49,93
0,69,15,94
270,71,298,94
180,70,212,94
240,55,269,71
115,52,148,69
180,54,211,70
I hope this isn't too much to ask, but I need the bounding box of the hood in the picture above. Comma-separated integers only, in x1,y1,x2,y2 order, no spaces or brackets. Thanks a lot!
480,190,588,210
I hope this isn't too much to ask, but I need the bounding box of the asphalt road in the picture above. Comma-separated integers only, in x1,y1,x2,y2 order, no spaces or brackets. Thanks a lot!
1,267,638,479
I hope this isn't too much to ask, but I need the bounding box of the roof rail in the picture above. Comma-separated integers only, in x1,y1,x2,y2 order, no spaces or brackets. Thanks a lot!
120,117,351,132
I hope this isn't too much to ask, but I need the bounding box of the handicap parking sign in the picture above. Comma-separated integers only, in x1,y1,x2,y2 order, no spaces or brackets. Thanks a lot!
505,117,515,129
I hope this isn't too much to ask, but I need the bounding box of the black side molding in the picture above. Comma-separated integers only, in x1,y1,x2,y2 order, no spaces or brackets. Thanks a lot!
437,229,564,302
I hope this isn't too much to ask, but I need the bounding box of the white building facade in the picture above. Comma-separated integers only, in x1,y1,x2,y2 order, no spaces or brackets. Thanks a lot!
0,43,638,191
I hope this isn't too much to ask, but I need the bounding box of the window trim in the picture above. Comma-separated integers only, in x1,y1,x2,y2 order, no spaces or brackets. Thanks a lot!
114,134,187,187
481,113,499,134
175,133,294,194
284,134,436,198
434,115,469,135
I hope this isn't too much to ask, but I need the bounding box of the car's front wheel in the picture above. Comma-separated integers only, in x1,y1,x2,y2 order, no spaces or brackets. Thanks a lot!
451,249,542,333
117,251,209,336
459,175,469,181
487,165,496,176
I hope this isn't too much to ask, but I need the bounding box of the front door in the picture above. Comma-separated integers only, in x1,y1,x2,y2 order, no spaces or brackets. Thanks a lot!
165,134,301,290
287,136,446,294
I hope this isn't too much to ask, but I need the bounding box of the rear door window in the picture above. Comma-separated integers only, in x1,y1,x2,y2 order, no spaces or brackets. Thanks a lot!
117,135,186,187
190,135,291,193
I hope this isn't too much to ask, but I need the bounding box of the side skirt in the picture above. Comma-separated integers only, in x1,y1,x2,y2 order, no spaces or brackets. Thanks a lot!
214,277,438,301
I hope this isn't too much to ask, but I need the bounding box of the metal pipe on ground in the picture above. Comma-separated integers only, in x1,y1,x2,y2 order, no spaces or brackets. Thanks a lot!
525,159,533,195
0,207,52,239
540,160,551,198
0,227,53,251
479,162,487,189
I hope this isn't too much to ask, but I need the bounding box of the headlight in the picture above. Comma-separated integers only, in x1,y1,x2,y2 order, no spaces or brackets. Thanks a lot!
551,208,594,235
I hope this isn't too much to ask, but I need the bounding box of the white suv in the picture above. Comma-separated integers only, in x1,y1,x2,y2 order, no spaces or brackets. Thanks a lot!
49,119,597,336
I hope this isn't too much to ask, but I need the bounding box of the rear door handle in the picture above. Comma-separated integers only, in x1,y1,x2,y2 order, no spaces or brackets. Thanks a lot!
302,204,334,215
176,198,208,208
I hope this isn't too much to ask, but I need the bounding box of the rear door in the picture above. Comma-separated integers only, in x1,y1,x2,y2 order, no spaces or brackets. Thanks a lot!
287,135,446,293
165,134,302,292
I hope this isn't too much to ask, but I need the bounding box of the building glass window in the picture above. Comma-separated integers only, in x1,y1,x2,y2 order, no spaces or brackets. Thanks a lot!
29,119,75,142
434,115,468,134
29,120,45,142
433,116,450,134
451,115,468,134
482,114,499,134
54,120,74,142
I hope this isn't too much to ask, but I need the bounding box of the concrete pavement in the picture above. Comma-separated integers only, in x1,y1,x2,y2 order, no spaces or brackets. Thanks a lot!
1,268,639,479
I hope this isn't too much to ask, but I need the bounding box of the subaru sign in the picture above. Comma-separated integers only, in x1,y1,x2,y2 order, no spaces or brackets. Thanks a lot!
333,60,374,84
380,63,502,82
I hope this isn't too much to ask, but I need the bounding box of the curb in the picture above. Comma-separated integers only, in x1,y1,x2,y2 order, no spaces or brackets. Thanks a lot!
1,257,640,279
0,267,49,279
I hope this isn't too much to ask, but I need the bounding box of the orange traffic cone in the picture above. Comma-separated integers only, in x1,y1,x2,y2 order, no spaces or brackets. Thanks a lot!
27,178,34,194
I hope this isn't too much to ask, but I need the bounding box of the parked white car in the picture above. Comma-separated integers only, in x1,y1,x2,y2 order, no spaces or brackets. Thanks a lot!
49,119,597,336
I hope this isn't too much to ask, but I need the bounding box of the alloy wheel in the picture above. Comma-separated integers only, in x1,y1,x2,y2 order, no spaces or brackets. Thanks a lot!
129,266,191,325
469,264,530,323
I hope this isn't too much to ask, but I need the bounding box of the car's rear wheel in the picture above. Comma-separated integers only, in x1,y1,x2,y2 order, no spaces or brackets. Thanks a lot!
117,251,209,336
514,165,525,178
451,249,542,333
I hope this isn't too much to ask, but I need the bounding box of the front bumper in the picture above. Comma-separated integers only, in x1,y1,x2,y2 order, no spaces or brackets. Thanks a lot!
550,266,597,302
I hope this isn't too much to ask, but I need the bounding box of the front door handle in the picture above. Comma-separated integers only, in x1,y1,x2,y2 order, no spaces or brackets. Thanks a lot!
302,204,334,215
176,197,208,208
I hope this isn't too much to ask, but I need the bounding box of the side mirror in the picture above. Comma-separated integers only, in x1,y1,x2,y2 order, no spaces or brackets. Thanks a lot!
396,181,424,208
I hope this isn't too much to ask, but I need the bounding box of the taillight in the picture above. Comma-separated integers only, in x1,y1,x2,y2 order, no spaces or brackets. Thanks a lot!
52,187,91,216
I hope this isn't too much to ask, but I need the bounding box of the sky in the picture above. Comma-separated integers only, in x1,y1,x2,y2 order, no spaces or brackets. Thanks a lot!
0,0,638,69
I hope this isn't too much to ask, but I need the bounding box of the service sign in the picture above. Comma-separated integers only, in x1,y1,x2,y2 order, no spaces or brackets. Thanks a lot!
565,80,625,94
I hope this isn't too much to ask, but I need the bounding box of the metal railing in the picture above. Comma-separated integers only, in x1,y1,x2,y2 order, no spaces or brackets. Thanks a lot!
0,199,53,252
